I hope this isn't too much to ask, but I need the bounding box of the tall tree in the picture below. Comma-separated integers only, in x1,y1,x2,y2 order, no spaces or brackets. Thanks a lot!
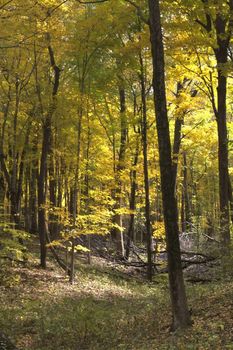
139,51,153,281
148,0,191,329
36,35,61,269
195,0,233,245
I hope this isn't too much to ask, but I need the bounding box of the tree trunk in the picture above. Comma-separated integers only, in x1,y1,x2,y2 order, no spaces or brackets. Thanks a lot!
214,12,231,245
139,52,153,281
29,140,38,234
181,184,186,233
48,132,59,240
112,85,127,258
228,176,233,223
148,0,191,329
183,152,191,231
69,101,83,284
125,139,139,260
216,72,230,244
85,118,92,265
197,6,232,245
38,115,51,269
37,40,61,269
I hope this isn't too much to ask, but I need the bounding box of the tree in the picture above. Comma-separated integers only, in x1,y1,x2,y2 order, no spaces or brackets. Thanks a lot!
196,0,233,245
148,0,191,329
36,36,61,269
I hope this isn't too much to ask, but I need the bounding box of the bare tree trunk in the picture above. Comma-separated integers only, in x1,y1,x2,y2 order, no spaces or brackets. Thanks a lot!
38,115,51,269
181,184,186,233
84,118,92,265
112,84,127,258
48,132,59,240
29,139,38,234
183,152,191,231
196,4,232,245
125,139,139,260
228,176,233,223
37,39,60,269
216,70,230,244
148,0,191,329
69,101,83,284
139,52,153,281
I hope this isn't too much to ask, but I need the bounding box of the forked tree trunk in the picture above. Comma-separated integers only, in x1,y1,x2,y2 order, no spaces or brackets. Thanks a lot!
37,40,60,269
196,4,232,245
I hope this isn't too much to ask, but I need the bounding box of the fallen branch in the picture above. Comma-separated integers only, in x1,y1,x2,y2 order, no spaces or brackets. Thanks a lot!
46,232,71,276
186,277,212,284
181,258,215,265
202,233,220,243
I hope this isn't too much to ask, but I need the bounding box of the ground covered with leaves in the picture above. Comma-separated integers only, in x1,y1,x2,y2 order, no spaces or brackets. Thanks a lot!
0,254,233,350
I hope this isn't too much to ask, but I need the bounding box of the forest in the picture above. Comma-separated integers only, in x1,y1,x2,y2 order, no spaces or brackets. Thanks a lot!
0,0,233,349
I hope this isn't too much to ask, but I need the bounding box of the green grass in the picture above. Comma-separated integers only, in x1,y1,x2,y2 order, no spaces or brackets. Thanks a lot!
0,256,233,350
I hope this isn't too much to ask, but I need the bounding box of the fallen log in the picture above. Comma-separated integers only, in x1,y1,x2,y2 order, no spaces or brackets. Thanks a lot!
181,258,217,265
119,260,161,268
186,277,212,284
180,250,217,260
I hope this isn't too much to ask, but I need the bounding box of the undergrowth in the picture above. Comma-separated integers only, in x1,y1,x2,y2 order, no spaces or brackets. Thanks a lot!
0,255,232,350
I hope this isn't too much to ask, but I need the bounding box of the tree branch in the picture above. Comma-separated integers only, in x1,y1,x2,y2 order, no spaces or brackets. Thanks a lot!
0,0,13,10
125,0,149,25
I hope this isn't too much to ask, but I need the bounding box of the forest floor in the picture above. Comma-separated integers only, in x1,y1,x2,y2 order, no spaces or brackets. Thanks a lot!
0,246,233,350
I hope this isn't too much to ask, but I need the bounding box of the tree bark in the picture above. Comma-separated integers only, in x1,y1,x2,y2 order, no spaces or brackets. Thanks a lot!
148,0,191,329
29,138,38,234
38,115,51,269
139,52,153,281
112,84,127,258
125,140,139,260
214,10,231,245
37,40,60,269
183,152,191,231
69,98,83,284
196,3,232,245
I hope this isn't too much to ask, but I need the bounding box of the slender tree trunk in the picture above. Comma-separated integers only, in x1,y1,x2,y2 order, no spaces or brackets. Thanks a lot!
125,140,139,260
171,81,185,190
228,176,233,223
148,0,191,329
8,125,30,233
112,84,127,258
181,185,186,233
24,168,30,232
38,116,51,269
11,78,20,218
48,132,59,240
0,177,5,219
69,102,83,284
183,152,191,231
85,119,92,264
29,140,38,234
214,12,231,245
139,52,153,281
216,72,230,244
197,6,232,244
